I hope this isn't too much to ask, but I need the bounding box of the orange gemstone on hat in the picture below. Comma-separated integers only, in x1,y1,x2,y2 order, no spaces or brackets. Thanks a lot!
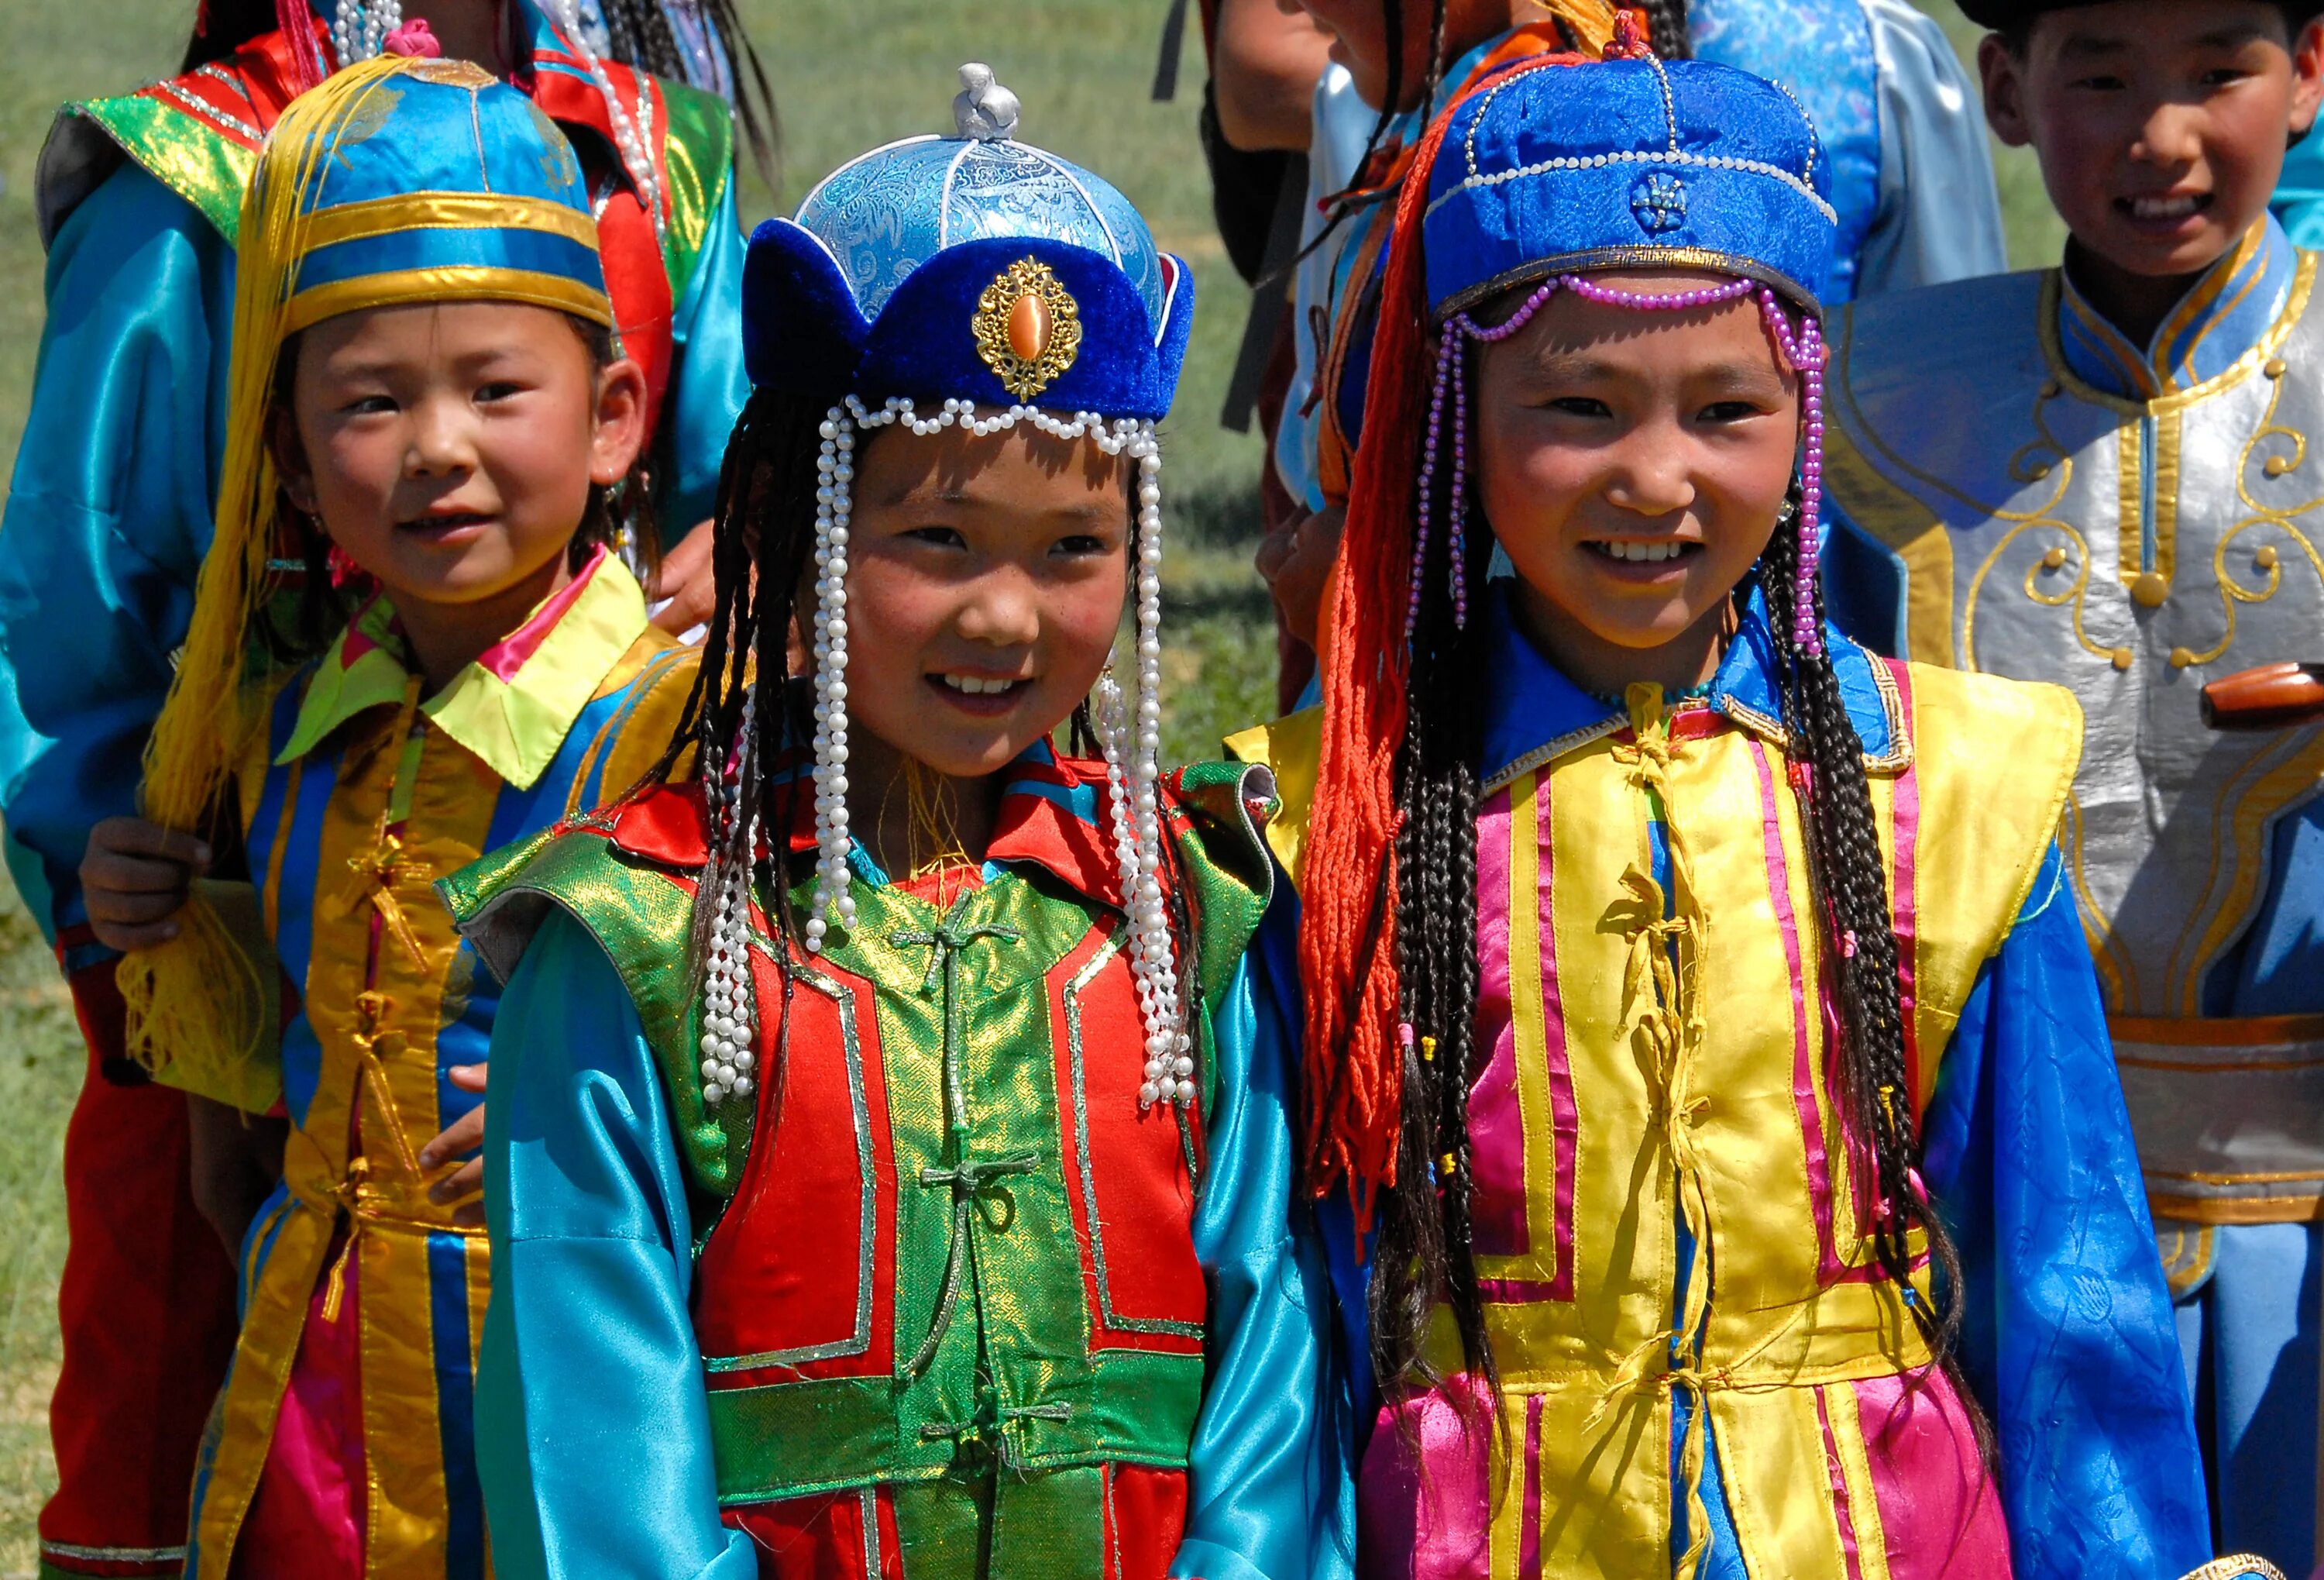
1008,292,1051,362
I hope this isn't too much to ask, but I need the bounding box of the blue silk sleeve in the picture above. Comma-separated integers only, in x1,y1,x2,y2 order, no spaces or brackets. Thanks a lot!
1855,0,2007,294
480,910,757,1580
1172,894,1358,1580
1920,845,2213,1580
656,181,748,541
2273,133,2324,250
0,164,232,947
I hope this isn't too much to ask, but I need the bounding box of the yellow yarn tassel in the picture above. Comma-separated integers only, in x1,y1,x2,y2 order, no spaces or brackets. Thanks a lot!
119,60,419,1089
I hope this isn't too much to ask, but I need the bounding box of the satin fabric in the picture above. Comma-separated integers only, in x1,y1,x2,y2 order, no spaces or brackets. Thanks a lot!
0,33,748,958
480,904,1356,1579
1822,217,2324,1574
1302,589,2209,1578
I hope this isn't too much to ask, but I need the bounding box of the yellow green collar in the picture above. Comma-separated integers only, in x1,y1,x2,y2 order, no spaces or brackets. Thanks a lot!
277,547,648,789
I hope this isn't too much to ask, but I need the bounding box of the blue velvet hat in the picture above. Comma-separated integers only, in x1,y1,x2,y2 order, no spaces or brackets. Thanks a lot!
1422,50,1838,317
741,64,1192,419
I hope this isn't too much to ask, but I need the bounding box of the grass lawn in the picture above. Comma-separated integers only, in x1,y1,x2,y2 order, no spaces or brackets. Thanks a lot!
0,2,2057,1569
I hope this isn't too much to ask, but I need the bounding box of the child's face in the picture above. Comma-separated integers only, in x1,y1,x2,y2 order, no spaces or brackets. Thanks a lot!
1473,272,1800,663
836,425,1131,782
280,301,646,610
1980,2,2324,281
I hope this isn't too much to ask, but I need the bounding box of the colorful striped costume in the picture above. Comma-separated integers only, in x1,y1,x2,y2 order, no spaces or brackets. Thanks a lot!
1238,590,2215,1578
189,551,695,1578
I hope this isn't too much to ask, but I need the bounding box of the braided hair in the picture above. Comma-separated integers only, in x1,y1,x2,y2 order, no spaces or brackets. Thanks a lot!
1638,0,1692,57
593,0,782,194
641,389,1199,1140
1366,303,1982,1440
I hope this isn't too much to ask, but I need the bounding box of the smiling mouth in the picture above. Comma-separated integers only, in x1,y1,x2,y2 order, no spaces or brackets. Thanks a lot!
928,672,1032,714
401,511,493,535
1587,539,1700,566
2121,192,2211,225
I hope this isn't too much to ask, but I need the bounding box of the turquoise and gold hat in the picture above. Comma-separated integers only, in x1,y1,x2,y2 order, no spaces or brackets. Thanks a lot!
260,53,613,332
121,52,615,1082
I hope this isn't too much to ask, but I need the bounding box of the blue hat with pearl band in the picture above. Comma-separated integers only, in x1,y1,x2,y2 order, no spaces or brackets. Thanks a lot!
740,63,1192,420
1422,49,1838,316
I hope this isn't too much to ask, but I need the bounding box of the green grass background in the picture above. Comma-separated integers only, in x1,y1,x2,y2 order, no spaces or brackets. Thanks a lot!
0,1,2061,1568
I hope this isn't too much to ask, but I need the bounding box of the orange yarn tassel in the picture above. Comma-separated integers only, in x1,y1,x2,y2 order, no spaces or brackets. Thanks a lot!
1298,53,1588,1228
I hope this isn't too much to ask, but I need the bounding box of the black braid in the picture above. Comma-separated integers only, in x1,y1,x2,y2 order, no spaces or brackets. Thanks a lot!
1372,394,1495,1416
594,0,782,195
1759,497,1990,1460
1638,0,1693,57
643,387,826,1136
1370,343,1985,1459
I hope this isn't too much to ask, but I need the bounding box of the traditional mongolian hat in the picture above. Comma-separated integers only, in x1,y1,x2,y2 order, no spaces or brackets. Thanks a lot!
123,48,619,1083
689,66,1202,1115
1301,18,1841,1207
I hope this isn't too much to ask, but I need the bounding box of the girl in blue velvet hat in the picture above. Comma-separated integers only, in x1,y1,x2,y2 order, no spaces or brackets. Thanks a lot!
1246,18,2275,1579
448,66,1354,1580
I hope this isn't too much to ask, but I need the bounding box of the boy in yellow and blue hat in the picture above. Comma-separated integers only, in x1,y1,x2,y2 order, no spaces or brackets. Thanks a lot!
72,49,700,1578
6,8,752,1576
1823,1,2324,1569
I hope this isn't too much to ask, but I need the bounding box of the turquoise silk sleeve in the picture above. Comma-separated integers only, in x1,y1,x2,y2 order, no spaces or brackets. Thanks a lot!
480,912,757,1580
1920,846,2214,1580
1172,897,1359,1580
0,164,232,948
657,180,749,540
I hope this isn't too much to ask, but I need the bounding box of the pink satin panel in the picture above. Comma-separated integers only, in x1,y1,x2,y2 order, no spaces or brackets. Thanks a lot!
232,1237,365,1580
1855,1371,2012,1580
1469,786,1528,1256
1357,1381,1495,1580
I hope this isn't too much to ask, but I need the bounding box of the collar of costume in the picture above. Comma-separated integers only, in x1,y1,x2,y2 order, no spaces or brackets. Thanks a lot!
279,546,648,788
740,72,1193,417
2057,215,2298,400
1475,579,1899,791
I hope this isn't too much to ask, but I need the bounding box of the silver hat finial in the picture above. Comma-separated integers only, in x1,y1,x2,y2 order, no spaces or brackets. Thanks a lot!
953,62,1021,142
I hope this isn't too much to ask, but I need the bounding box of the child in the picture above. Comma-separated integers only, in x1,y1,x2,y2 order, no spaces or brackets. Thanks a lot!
1821,0,2324,1566
74,55,700,1578
1239,29,2264,1579
5,8,749,1571
1260,0,2004,711
446,67,1351,1580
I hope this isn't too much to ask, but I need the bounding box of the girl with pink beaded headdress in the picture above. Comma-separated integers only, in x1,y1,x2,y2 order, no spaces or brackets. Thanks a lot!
1234,19,2247,1580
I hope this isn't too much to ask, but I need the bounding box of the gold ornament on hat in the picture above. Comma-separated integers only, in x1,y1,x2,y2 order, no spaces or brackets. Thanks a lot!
973,256,1082,400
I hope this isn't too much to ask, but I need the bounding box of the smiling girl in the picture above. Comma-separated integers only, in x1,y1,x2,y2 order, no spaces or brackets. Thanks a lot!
75,55,700,1579
1234,26,2265,1580
445,69,1349,1580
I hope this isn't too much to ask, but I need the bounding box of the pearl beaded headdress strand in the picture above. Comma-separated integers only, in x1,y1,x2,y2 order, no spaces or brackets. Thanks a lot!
1414,272,1828,656
694,398,1192,1114
329,0,666,244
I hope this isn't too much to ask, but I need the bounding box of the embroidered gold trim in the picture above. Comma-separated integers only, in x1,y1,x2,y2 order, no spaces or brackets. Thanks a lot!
972,256,1083,400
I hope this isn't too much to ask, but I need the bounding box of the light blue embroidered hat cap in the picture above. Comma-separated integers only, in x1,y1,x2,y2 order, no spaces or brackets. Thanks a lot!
741,64,1191,418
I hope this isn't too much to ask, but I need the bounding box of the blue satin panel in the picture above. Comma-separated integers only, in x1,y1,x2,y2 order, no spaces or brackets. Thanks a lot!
482,904,1354,1579
1171,893,1359,1580
479,911,758,1580
1921,846,2214,1580
2272,133,2324,250
1691,0,2005,301
658,178,748,535
0,165,230,949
